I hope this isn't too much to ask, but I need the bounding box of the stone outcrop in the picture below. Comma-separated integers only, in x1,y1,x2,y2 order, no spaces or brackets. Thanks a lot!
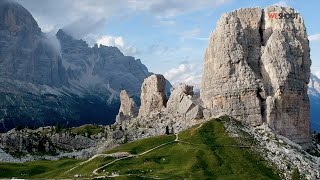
167,84,194,114
138,74,167,117
116,90,138,123
167,83,203,120
0,126,101,155
133,77,205,121
201,6,311,148
186,105,203,120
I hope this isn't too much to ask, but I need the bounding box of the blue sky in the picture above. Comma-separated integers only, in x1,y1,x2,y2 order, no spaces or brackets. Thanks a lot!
18,0,320,87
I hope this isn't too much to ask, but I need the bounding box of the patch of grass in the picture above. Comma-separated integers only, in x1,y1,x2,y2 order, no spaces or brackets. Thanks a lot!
105,134,175,154
70,124,104,136
62,156,115,178
0,158,80,179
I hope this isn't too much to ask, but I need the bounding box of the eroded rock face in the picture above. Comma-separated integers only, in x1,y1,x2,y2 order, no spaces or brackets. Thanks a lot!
201,7,263,126
116,90,138,123
201,6,311,148
167,83,203,120
0,1,67,87
167,84,194,114
138,75,167,117
56,29,151,97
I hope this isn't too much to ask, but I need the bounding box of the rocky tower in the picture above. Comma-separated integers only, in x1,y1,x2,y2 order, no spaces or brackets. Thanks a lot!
138,74,167,117
201,6,311,148
116,90,138,123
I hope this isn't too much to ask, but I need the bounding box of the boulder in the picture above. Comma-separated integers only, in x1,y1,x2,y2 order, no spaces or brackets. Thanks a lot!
202,109,212,120
167,83,204,120
167,83,194,115
186,105,203,120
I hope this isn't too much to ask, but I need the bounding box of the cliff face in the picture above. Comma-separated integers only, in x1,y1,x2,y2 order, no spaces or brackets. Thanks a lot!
201,6,311,148
138,74,167,117
0,1,67,87
56,29,150,97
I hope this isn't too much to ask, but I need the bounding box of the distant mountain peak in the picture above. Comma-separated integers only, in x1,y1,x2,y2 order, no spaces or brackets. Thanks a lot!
309,73,320,97
56,29,73,40
0,0,41,34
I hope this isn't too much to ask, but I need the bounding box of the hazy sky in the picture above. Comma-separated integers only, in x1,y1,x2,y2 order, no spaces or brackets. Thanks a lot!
16,0,320,88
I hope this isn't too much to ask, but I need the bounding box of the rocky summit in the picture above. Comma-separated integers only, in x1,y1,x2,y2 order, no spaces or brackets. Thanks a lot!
115,90,138,123
201,6,311,148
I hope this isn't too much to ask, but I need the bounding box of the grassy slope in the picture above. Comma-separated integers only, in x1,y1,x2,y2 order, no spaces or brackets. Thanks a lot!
96,119,280,179
70,124,105,136
0,118,280,179
105,135,176,154
0,158,80,179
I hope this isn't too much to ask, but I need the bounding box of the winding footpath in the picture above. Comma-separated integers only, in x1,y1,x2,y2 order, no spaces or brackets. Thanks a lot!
92,136,177,175
66,122,206,178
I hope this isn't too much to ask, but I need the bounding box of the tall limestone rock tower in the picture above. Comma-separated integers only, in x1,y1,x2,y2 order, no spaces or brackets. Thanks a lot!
201,6,311,148
138,74,167,117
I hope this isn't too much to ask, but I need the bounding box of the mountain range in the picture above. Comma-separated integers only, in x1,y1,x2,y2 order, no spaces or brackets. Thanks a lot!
0,0,171,132
0,0,319,134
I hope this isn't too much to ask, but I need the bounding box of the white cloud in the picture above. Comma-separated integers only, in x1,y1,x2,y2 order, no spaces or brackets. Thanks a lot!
17,0,230,35
274,0,289,7
62,17,107,39
96,36,139,56
164,63,202,88
309,34,320,42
